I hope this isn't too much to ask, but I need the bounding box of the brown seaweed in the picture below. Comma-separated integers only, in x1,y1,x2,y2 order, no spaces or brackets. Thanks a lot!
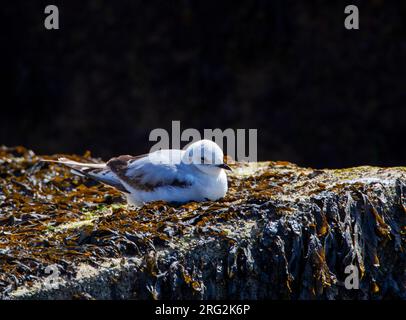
0,146,405,299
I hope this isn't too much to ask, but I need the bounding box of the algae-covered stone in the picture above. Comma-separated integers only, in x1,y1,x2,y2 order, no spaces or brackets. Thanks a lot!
0,146,405,299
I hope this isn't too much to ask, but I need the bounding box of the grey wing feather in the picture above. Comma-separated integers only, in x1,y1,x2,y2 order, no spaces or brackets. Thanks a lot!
107,150,192,191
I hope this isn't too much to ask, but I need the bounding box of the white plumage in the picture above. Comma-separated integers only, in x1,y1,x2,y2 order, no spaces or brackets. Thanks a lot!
45,140,231,206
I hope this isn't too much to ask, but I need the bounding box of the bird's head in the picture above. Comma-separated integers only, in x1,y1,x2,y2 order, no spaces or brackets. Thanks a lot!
183,139,232,175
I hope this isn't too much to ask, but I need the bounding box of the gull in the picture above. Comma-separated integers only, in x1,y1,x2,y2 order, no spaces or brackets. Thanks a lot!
45,139,232,206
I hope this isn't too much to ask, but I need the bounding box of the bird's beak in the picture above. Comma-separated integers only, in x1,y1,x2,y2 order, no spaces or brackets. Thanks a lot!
217,163,232,171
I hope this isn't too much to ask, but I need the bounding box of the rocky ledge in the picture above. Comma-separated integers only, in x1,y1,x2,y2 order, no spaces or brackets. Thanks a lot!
0,146,405,299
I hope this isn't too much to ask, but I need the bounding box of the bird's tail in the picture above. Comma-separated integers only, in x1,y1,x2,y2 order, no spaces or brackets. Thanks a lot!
42,158,129,193
43,157,106,172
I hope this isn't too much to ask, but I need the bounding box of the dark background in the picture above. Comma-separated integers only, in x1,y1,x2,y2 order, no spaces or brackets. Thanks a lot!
1,0,405,168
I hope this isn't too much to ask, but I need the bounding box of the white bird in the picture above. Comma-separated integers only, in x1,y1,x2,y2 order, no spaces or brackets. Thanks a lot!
44,139,232,206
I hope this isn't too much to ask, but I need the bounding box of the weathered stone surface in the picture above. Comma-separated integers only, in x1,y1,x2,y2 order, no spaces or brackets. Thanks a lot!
1,146,405,299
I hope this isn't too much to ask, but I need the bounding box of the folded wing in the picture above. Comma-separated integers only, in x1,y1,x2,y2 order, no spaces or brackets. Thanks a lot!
43,149,193,194
107,149,193,191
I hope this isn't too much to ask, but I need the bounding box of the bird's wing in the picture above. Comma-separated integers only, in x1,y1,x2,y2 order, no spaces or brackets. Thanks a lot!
107,150,193,191
42,158,130,193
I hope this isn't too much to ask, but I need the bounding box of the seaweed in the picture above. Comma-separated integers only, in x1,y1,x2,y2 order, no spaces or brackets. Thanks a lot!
0,146,405,299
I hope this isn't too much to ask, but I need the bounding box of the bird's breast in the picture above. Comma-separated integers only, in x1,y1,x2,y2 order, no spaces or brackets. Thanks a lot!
200,171,228,201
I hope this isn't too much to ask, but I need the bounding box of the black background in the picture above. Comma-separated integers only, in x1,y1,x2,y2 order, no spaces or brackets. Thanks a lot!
2,0,405,168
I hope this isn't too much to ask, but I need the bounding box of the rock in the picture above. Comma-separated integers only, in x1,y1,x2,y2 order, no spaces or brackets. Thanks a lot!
0,146,405,299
